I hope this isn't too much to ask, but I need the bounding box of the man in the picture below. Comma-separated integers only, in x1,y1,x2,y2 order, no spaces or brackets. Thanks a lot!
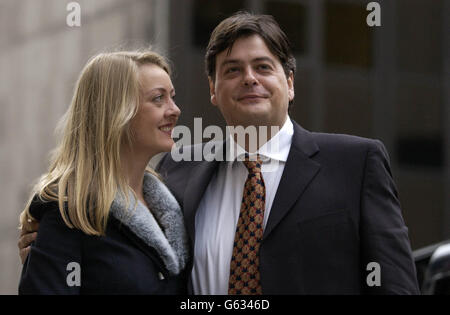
19,12,419,294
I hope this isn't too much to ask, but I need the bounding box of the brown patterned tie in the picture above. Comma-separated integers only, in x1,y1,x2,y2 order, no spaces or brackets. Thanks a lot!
228,155,265,295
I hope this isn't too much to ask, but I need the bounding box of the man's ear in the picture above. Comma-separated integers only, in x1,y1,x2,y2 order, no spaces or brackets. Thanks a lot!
208,76,218,106
287,71,295,102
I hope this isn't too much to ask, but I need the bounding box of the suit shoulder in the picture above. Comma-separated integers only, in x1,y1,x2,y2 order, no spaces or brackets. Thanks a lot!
310,132,383,152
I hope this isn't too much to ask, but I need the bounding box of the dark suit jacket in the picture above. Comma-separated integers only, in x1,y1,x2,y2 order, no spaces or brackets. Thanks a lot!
157,121,420,294
19,198,187,294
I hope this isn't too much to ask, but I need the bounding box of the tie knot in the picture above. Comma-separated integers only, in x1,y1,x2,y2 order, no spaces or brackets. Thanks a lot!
243,155,263,174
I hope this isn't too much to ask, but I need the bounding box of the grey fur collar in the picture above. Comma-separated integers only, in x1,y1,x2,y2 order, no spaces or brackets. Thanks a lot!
110,173,189,276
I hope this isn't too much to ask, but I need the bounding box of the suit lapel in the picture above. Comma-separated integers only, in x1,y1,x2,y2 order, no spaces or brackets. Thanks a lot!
263,122,321,239
183,152,222,244
181,124,320,243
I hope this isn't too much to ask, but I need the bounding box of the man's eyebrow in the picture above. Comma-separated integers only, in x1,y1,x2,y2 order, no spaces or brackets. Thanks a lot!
220,57,277,68
253,57,276,66
220,59,240,68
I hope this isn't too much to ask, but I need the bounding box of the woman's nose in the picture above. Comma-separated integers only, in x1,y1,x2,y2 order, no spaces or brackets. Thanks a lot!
167,99,181,118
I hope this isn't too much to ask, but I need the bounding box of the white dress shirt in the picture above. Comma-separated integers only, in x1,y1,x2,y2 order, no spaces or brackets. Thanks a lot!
192,116,294,295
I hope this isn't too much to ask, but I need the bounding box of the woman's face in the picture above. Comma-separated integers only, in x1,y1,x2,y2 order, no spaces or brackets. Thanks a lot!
128,63,180,158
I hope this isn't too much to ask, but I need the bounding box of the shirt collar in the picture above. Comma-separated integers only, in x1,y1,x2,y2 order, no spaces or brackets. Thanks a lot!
227,115,294,163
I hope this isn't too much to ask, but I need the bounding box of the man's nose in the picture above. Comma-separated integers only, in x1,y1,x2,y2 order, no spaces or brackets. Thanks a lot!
243,67,258,86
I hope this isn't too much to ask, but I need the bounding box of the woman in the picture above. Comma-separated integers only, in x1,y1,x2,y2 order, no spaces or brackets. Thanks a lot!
18,50,189,294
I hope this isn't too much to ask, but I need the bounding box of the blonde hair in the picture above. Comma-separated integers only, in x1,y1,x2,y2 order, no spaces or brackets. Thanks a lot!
19,49,171,236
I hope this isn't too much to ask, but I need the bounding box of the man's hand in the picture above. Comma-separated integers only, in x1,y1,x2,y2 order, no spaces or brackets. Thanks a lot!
18,221,39,264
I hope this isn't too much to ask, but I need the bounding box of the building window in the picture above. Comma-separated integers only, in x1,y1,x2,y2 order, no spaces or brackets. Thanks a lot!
325,0,373,68
192,0,246,48
265,1,308,55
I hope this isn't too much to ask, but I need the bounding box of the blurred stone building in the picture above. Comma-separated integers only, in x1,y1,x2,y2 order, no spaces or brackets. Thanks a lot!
0,0,448,294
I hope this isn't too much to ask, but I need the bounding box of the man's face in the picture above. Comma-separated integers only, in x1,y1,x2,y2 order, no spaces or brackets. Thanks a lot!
209,34,294,129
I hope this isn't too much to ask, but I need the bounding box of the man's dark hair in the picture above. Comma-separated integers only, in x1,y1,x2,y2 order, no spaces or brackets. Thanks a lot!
205,11,296,81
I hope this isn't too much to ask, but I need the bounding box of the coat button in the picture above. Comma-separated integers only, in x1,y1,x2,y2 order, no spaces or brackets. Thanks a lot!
158,272,165,280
